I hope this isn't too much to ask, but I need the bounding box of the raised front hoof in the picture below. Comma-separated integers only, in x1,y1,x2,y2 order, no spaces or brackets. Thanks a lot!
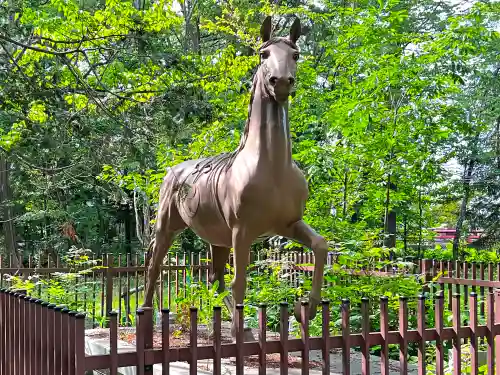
230,326,256,342
293,300,318,324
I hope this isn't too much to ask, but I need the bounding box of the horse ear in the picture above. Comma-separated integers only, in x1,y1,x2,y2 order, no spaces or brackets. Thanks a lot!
289,17,301,44
260,16,272,42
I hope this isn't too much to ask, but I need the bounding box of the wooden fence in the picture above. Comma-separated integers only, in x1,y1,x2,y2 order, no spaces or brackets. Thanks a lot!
3,251,500,327
3,288,500,374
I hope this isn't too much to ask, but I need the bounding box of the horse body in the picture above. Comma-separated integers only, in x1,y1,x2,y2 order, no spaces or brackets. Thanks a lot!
144,16,329,336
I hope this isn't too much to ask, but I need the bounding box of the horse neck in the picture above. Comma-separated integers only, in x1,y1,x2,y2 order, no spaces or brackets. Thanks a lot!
241,76,292,171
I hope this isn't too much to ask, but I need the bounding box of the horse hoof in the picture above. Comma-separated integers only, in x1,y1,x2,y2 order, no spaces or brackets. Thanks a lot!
294,300,318,323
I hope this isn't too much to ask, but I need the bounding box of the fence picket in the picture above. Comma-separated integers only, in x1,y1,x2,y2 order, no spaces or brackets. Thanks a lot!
469,292,478,375
495,290,500,374
452,294,461,375
213,306,222,375
162,309,170,375
399,296,408,375
417,295,426,375
464,262,469,309
280,302,289,375
486,292,494,374
68,311,77,375
110,311,118,375
301,301,310,375
447,261,453,311
48,303,56,375
321,300,330,375
435,292,444,375
75,313,86,375
380,296,389,375
61,308,70,375
235,304,244,375
136,309,145,375
361,297,370,375
480,263,485,318
190,307,198,375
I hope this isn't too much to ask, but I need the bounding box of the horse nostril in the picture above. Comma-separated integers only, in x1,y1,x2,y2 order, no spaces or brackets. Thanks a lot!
269,76,278,86
288,77,295,85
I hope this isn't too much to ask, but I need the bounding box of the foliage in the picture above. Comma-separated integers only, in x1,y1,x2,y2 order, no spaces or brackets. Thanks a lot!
4,246,103,314
174,272,229,333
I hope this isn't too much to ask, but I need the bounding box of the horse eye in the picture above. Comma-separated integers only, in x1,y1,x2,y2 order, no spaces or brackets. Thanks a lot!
293,53,299,61
260,51,269,59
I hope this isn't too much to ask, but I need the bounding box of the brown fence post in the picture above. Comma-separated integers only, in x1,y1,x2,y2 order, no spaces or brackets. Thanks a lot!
399,296,408,375
380,296,389,375
435,292,444,375
106,254,114,316
143,307,154,375
0,290,5,375
279,302,288,375
162,309,170,375
452,293,461,375
495,290,500,374
48,304,56,375
258,304,266,375
417,295,426,375
361,297,370,375
75,313,86,375
321,300,330,375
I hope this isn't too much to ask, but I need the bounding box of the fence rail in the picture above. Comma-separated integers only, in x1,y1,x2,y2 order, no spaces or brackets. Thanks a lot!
3,288,500,374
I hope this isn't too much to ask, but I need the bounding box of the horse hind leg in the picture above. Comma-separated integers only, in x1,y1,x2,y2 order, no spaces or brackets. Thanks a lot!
209,245,234,315
143,198,186,308
209,245,230,293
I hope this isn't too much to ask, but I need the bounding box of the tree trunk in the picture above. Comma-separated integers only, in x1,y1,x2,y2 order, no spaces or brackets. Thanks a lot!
453,159,475,259
383,176,397,249
0,155,20,267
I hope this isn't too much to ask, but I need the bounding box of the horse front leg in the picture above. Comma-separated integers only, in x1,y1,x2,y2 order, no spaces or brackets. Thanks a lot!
278,220,328,322
229,228,252,337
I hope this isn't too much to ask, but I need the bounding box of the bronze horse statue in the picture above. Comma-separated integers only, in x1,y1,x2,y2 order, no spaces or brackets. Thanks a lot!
143,16,329,336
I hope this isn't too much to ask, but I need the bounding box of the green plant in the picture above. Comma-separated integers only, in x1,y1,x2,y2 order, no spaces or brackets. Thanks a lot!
174,271,229,332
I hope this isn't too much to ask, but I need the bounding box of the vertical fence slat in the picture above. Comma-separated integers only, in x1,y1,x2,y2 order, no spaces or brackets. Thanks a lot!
190,307,198,375
75,313,86,375
380,296,389,375
48,304,56,375
143,307,154,375
257,304,267,375
453,293,461,375
25,296,32,375
54,305,63,375
361,297,370,375
495,290,500,375
213,306,222,375
447,261,453,311
464,262,469,309
417,295,426,375
109,311,118,375
61,308,70,375
41,301,50,374
479,263,485,319
399,296,408,375
136,309,145,375
162,309,170,375
0,291,4,375
435,292,444,375
68,311,77,375
235,304,244,375
301,301,310,375
469,292,478,375
321,300,330,375
280,302,289,375
487,292,494,374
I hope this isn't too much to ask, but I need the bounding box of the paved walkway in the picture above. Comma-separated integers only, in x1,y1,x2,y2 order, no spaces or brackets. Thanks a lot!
170,350,418,374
